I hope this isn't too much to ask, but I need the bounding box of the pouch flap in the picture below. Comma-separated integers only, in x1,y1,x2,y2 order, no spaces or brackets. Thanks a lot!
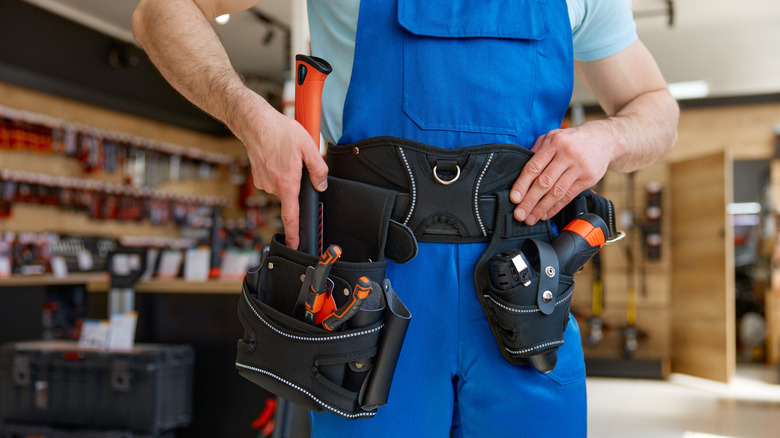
385,219,418,264
398,0,549,40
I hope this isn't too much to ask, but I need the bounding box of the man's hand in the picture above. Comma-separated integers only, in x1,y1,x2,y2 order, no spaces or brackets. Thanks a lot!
510,122,618,225
230,91,329,250
133,0,329,249
511,40,679,225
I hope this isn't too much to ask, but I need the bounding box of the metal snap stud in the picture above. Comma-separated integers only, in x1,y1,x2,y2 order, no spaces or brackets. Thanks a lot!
268,262,274,270
542,290,554,303
545,266,556,278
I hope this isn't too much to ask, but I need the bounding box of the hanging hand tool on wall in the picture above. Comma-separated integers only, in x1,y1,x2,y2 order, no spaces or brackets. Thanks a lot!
620,172,644,359
643,181,663,260
585,252,605,347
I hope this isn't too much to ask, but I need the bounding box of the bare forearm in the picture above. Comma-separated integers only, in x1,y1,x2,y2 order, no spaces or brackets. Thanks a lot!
511,40,679,225
595,88,679,172
132,0,260,128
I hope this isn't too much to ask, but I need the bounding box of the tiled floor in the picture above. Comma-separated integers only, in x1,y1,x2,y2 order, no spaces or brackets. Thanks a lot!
587,364,780,438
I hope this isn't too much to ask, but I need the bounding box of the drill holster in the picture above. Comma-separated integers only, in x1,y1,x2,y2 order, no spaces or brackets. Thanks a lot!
472,197,576,370
236,235,411,419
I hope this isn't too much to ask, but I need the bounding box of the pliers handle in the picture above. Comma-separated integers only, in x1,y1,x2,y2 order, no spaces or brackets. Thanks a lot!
322,276,373,331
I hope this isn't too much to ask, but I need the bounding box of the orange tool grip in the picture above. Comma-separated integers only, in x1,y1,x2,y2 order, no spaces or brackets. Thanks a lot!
305,292,326,313
294,55,332,144
294,55,332,256
321,276,372,331
562,218,606,248
318,245,343,267
311,245,342,294
304,244,341,323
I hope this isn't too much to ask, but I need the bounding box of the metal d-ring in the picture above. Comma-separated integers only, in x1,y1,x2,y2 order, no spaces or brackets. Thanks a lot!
606,230,627,244
433,164,460,185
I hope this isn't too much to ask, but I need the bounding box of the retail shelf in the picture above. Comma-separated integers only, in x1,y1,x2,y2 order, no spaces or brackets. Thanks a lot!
86,278,242,295
0,272,109,288
0,273,242,295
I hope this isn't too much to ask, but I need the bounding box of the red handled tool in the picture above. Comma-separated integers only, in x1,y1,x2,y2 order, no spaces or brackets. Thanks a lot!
321,276,373,331
295,54,332,256
304,244,342,325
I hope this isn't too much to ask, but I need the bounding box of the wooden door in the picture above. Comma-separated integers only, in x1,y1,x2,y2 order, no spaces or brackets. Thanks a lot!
670,150,735,383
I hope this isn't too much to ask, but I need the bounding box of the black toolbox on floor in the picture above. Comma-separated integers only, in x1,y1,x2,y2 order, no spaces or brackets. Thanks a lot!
0,341,193,434
0,422,175,438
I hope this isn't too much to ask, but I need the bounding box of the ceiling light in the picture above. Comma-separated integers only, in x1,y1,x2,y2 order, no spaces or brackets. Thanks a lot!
727,202,761,215
683,433,738,438
668,80,710,100
215,14,230,25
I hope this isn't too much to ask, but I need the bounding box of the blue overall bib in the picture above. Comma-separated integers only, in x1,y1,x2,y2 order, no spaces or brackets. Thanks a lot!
310,0,587,436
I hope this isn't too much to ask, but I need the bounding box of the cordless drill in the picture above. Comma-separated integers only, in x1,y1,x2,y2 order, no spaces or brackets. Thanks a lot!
528,213,608,373
488,213,609,373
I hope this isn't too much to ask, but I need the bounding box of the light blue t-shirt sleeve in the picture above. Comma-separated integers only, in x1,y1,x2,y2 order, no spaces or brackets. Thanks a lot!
570,0,638,61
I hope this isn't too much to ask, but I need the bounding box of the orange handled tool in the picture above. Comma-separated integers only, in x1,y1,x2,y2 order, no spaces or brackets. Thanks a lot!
304,244,342,324
321,276,373,331
295,55,332,255
552,213,608,276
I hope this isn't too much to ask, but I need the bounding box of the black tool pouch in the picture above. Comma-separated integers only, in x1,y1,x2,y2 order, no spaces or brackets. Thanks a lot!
473,194,570,370
236,236,411,419
473,189,615,372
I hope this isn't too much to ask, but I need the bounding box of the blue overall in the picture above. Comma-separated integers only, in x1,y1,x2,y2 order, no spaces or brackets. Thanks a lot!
310,0,586,436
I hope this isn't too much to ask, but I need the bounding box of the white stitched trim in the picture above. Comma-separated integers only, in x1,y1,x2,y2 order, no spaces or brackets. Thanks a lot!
482,286,575,314
474,152,495,236
485,296,539,314
242,288,383,342
506,339,565,356
397,147,416,225
235,362,375,419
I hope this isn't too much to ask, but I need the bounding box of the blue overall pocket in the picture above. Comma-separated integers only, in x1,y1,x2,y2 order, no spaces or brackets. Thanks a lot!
398,0,550,136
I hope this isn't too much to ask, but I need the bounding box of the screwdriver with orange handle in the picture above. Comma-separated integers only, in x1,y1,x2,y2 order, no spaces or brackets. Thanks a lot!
321,276,373,331
304,244,342,325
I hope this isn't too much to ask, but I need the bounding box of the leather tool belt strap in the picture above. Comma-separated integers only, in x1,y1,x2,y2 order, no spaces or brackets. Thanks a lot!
325,136,618,369
325,136,617,248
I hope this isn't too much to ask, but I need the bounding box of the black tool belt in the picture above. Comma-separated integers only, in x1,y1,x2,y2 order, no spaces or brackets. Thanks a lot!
236,235,411,419
325,136,618,370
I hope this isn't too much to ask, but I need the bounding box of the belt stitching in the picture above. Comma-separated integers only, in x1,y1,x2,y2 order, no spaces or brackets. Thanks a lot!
482,285,575,314
474,152,495,237
506,339,565,356
235,362,375,419
242,288,383,342
397,146,416,226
